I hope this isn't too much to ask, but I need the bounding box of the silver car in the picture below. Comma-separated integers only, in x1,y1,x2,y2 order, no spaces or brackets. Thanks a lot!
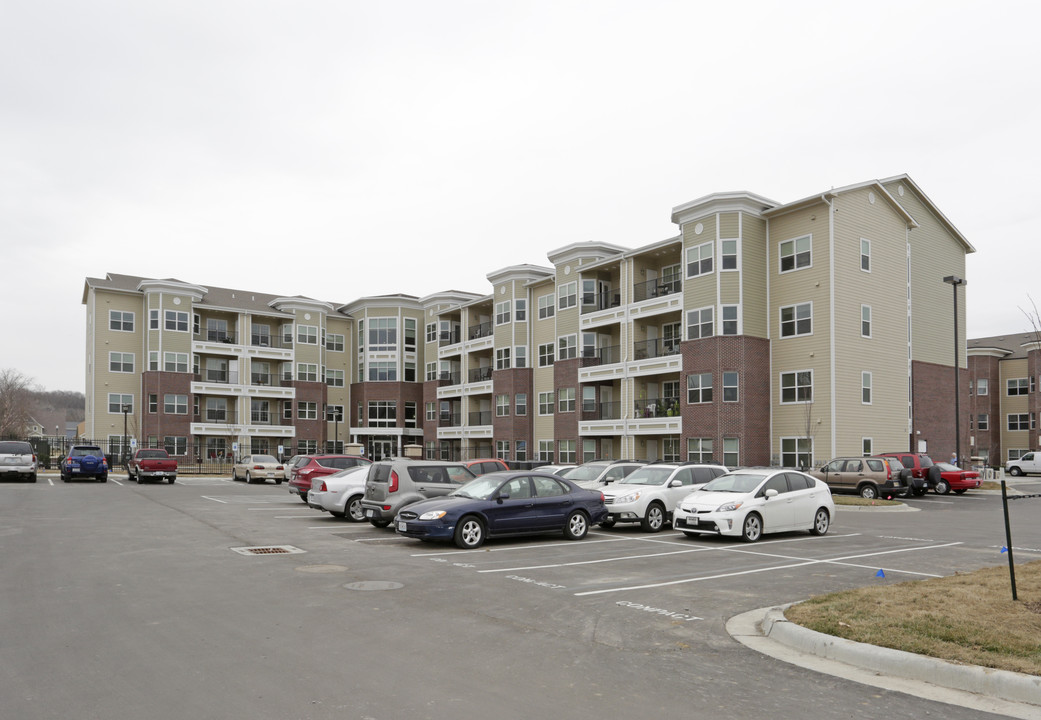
361,459,476,528
0,441,36,483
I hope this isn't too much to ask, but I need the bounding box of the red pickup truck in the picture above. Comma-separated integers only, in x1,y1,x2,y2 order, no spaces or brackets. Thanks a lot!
128,449,178,484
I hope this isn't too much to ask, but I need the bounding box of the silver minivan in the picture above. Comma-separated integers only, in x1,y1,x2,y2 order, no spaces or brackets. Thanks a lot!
0,441,37,483
361,459,476,527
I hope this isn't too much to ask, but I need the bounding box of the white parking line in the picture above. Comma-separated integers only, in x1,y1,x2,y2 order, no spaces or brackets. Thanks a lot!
47,478,54,486
110,479,124,486
412,536,634,557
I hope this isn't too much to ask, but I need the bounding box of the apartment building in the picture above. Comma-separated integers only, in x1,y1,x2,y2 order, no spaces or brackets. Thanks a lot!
82,174,974,468
967,332,1041,466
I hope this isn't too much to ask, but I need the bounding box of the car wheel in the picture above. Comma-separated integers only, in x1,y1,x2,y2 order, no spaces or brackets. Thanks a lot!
62,474,70,483
346,495,365,522
298,492,309,503
1009,466,1023,477
858,483,879,500
810,508,830,536
640,502,665,532
369,518,391,528
99,475,107,482
30,473,37,483
935,478,951,495
741,513,763,542
231,469,239,480
454,516,485,549
564,511,589,540
599,519,616,528
244,471,253,484
275,478,282,485
167,477,175,484
953,488,967,495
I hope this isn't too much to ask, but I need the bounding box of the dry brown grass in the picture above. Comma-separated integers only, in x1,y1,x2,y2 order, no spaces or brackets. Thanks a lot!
785,560,1041,675
832,496,904,507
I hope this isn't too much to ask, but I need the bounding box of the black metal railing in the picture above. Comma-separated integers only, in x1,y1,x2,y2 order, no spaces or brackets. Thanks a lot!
632,276,681,303
439,371,462,386
439,329,461,346
194,330,239,344
580,289,622,314
468,366,494,383
468,321,492,340
194,370,240,385
633,338,681,361
439,412,462,427
468,411,493,426
581,400,622,421
633,397,681,419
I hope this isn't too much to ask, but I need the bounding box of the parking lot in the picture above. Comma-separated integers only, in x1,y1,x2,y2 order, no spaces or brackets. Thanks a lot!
3,475,1039,720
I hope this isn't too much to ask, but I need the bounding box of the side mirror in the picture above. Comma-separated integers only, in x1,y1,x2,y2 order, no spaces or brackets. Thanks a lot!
669,479,683,488
764,488,779,498
497,491,510,502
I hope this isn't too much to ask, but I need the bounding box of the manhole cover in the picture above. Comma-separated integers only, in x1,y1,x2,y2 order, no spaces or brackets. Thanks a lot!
230,545,305,556
295,564,348,574
343,581,403,591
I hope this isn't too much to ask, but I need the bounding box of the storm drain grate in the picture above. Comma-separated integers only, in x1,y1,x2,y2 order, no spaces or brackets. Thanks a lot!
230,545,305,556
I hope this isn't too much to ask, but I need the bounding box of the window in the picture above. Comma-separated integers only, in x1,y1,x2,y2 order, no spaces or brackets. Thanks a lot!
781,370,813,403
978,414,989,431
558,282,577,310
862,371,872,404
723,438,739,467
558,440,576,464
326,369,345,387
165,310,189,332
558,334,577,360
424,402,435,422
149,310,159,329
781,437,812,468
404,319,416,351
861,305,872,338
515,299,527,322
297,325,318,344
686,241,713,278
368,401,396,427
404,402,417,429
516,440,527,462
109,310,134,332
206,398,227,422
298,401,318,420
496,440,510,461
495,347,511,370
514,346,527,368
538,342,555,367
538,440,554,462
495,301,511,325
687,307,713,340
723,372,739,402
425,323,437,343
558,387,575,413
687,373,713,403
538,391,554,415
164,437,187,456
108,393,133,414
327,404,344,422
164,352,188,373
582,386,596,412
250,400,270,423
662,437,680,462
425,362,437,381
297,363,318,382
164,394,188,414
582,439,596,463
1008,378,1029,396
538,293,555,319
861,438,873,457
109,352,134,373
516,393,527,416
368,362,397,381
779,235,811,272
368,318,397,350
148,394,158,413
327,333,344,352
1009,414,1030,431
496,394,510,417
688,438,714,463
721,305,738,336
403,362,416,382
780,302,812,337
721,239,738,270
977,378,989,395
860,238,871,272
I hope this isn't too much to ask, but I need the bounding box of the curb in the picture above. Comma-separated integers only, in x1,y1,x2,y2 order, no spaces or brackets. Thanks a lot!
727,605,1041,717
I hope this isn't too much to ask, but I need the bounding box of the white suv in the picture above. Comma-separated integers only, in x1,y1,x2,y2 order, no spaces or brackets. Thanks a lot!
600,462,727,532
0,441,37,483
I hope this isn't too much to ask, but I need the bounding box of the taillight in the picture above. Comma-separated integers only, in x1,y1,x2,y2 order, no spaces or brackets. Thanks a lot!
253,465,264,470
389,470,399,493
276,465,284,470
886,464,892,481
599,492,605,502
318,481,327,492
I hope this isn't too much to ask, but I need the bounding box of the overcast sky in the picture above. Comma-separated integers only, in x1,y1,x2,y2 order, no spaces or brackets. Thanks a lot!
3,1,1039,392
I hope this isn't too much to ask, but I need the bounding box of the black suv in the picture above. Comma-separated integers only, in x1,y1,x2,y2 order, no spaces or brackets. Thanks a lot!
60,445,109,482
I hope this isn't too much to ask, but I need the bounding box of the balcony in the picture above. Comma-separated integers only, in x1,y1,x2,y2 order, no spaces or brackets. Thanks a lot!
195,370,240,385
439,371,462,386
633,338,681,361
439,412,462,427
581,401,622,422
468,366,493,383
581,345,622,367
468,410,492,426
249,334,292,349
439,329,462,346
634,397,681,418
194,409,237,424
468,321,492,340
580,290,622,314
633,277,681,303
250,372,273,386
195,329,239,344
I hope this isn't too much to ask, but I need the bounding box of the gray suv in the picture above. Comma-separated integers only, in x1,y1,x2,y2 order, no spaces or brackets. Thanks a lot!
0,441,37,483
361,459,476,527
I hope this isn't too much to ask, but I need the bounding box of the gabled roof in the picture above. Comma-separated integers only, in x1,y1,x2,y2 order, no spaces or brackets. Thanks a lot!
761,179,918,230
880,174,975,253
968,331,1041,360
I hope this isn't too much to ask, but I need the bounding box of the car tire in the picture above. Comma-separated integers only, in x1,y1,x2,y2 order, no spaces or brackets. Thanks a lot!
62,474,70,483
30,473,37,483
599,519,616,528
167,477,175,484
640,502,665,532
1009,466,1023,477
330,510,346,518
935,478,951,495
369,518,391,528
740,513,763,542
231,469,239,481
99,475,107,482
858,483,879,500
244,471,253,484
275,478,282,485
454,516,485,549
564,511,589,541
953,489,967,495
346,495,365,522
810,508,830,536
298,492,309,503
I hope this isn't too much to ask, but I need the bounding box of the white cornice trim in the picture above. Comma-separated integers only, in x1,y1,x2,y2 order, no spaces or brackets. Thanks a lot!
671,191,779,225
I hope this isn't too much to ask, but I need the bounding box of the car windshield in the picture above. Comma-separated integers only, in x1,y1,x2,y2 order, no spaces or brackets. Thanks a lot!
617,467,674,486
136,450,168,459
451,476,503,500
700,473,766,493
0,442,32,454
561,464,608,481
251,455,277,463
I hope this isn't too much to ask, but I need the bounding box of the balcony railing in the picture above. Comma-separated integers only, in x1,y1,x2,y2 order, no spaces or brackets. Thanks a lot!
468,366,493,383
581,344,622,367
581,401,622,421
250,334,291,349
634,397,681,419
439,371,462,386
194,410,238,424
468,410,492,426
194,370,240,385
633,276,681,303
439,329,461,346
468,321,492,340
250,373,273,386
580,289,622,314
633,338,681,361
439,412,462,427
194,329,239,344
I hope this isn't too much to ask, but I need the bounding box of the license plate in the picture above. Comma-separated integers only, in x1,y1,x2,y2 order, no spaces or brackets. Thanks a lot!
366,509,374,518
397,521,407,532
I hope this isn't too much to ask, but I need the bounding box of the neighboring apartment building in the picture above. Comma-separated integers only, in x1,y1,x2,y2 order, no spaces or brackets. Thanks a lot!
82,174,974,467
967,332,1041,466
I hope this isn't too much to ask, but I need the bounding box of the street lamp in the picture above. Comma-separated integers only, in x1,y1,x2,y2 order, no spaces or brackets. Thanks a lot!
121,403,131,469
943,275,967,467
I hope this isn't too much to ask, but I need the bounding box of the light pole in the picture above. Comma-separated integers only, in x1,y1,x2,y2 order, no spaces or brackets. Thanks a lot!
121,403,131,469
943,275,967,467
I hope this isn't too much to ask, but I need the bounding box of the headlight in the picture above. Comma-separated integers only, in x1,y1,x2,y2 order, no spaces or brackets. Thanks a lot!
716,501,743,513
615,491,641,504
419,510,447,520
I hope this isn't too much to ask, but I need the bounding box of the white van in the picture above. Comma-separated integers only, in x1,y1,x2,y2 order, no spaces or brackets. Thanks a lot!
1006,452,1041,477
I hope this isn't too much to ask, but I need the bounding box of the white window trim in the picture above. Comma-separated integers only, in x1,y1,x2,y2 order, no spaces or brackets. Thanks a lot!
719,238,740,272
686,306,714,340
861,304,872,339
686,241,714,279
861,371,872,405
780,369,814,405
860,237,871,273
779,234,812,274
779,301,813,339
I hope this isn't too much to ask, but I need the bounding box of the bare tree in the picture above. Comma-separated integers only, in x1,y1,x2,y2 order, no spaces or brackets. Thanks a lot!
0,369,39,438
1021,294,1041,346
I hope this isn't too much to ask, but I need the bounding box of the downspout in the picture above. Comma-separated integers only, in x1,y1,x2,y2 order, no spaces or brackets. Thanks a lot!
824,194,837,460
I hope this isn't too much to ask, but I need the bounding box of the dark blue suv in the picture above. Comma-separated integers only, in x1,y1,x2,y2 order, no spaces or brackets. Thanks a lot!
61,445,109,482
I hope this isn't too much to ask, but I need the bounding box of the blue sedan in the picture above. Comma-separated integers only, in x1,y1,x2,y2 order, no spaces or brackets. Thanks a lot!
395,471,607,549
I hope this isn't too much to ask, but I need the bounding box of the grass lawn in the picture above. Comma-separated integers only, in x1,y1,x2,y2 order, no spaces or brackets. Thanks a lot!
785,560,1041,675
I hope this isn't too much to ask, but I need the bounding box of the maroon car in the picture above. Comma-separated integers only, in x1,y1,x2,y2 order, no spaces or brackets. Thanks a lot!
932,462,982,495
288,455,371,501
